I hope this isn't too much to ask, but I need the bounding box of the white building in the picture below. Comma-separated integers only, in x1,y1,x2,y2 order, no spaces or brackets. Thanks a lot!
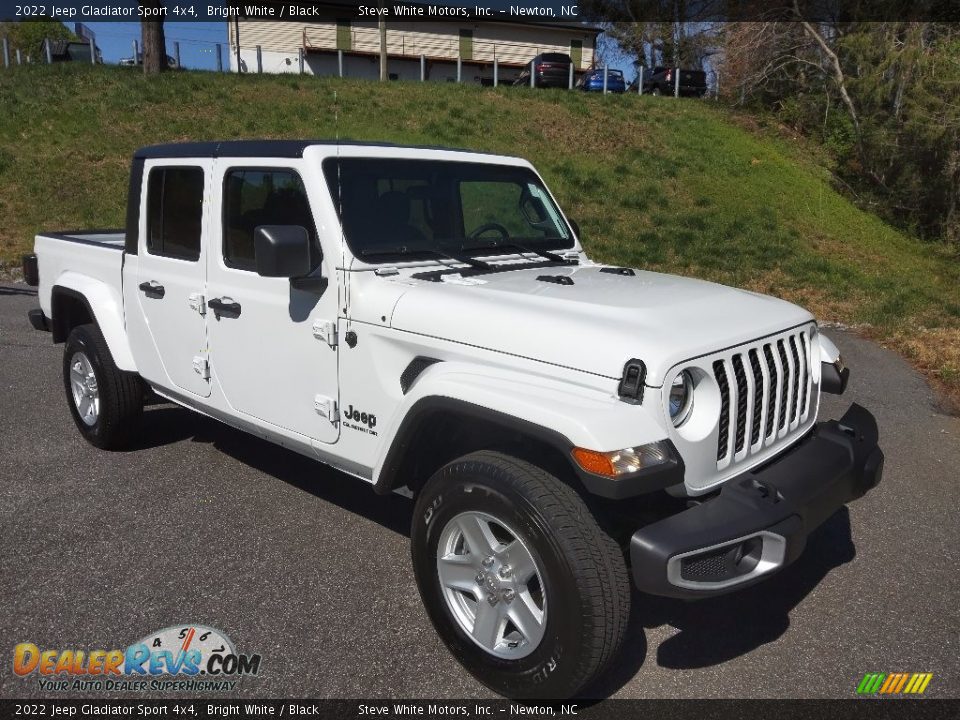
227,3,600,84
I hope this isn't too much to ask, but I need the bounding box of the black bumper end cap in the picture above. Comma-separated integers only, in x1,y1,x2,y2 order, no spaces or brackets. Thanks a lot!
821,361,850,394
27,308,50,332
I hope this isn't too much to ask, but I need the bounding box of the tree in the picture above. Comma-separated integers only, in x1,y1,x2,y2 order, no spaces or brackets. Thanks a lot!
717,21,960,244
139,2,167,74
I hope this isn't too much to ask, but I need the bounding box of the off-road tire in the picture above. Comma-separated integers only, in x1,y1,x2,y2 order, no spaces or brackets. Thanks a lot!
63,323,143,449
411,451,630,699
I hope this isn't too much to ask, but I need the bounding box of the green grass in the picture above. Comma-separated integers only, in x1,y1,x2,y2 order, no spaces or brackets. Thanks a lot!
1,64,957,403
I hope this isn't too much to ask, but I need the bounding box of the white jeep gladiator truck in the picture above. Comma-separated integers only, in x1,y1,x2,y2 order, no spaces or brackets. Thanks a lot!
23,140,883,698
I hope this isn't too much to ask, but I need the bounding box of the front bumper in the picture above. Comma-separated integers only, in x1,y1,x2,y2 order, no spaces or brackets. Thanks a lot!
630,403,883,598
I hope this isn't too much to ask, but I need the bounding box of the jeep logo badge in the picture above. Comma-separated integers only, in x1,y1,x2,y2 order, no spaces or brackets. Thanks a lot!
343,404,377,429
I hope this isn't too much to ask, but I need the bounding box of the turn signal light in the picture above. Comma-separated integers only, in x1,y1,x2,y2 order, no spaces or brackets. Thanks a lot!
572,448,616,477
572,441,672,478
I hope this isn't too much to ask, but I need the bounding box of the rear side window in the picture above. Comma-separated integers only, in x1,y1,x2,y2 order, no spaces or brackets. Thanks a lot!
540,53,571,63
222,168,318,271
146,167,205,260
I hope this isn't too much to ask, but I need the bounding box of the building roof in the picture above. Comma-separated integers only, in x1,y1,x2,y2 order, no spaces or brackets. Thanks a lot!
133,139,480,159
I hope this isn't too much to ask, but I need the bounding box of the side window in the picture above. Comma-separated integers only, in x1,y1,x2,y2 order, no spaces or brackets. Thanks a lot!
146,167,205,260
222,168,318,271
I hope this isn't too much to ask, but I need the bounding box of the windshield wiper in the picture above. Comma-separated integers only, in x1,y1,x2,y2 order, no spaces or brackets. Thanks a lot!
359,245,491,270
460,240,574,265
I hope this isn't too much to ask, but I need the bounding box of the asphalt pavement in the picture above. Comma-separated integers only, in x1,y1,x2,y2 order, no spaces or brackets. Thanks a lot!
1,282,957,700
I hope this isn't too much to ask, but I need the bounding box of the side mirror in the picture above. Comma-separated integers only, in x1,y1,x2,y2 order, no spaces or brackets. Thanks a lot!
254,225,312,278
569,219,581,239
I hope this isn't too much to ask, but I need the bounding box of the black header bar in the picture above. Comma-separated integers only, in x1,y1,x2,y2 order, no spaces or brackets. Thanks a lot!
1,0,958,23
0,700,957,720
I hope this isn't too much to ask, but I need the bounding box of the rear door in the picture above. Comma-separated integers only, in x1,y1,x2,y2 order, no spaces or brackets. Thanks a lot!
135,162,212,398
205,160,340,444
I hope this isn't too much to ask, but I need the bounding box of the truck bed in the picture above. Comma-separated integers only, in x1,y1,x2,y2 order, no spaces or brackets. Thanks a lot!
33,229,127,322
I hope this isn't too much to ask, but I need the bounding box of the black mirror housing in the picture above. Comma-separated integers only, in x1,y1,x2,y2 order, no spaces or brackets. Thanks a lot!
254,225,312,278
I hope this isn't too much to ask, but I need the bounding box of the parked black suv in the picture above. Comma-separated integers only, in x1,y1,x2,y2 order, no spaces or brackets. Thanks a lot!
514,53,574,89
631,67,707,97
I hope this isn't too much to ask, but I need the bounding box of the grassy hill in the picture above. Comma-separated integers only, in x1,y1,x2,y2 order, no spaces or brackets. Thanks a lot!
1,64,957,406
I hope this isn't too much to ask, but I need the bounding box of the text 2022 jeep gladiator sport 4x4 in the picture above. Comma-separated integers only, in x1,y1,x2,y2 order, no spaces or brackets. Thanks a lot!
23,140,883,698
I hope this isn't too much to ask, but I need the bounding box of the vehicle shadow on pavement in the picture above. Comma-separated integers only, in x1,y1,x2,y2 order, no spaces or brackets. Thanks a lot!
134,404,414,538
133,403,855,700
587,509,855,697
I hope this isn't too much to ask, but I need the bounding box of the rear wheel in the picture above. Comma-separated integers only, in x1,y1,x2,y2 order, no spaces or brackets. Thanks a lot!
411,451,630,698
651,86,662,96
63,323,143,449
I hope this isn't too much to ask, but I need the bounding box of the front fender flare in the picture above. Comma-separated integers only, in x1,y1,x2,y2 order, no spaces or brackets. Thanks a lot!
372,362,681,498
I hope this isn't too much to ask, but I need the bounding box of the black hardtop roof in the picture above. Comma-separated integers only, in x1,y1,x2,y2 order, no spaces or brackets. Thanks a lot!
133,139,480,160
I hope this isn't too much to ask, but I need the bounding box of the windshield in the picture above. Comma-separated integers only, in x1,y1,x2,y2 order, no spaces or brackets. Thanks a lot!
322,158,574,261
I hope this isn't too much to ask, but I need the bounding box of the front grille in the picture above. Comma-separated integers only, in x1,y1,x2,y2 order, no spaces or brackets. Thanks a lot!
713,328,813,467
680,547,730,581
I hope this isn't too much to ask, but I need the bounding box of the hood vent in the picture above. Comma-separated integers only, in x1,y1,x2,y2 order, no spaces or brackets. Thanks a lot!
537,275,574,286
600,266,636,276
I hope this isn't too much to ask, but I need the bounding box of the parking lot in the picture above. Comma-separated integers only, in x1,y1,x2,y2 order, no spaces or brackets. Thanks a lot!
1,282,957,699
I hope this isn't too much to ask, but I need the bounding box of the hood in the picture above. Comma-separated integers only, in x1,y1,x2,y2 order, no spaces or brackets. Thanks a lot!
385,265,814,386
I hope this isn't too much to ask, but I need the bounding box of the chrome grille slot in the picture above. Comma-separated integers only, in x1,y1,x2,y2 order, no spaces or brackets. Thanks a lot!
732,355,749,454
710,327,815,472
776,340,789,432
762,344,777,439
714,359,730,461
789,336,801,424
799,334,809,415
747,349,763,446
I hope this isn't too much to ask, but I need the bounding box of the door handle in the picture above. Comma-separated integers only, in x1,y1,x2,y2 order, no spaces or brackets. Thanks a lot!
208,297,242,318
138,281,165,299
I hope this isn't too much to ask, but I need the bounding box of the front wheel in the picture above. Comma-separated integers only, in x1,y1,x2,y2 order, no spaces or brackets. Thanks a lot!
411,451,630,698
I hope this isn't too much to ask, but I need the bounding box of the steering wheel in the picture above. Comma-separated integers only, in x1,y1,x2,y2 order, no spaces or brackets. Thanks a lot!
468,223,510,242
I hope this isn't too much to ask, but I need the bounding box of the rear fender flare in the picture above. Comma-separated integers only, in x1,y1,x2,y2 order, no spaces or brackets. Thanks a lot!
52,273,136,372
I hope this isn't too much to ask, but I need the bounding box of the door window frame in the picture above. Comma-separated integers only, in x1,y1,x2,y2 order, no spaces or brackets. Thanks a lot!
219,165,320,273
143,164,207,262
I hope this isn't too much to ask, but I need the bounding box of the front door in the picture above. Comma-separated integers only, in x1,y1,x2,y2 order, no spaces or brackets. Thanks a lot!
136,162,211,398
205,161,340,444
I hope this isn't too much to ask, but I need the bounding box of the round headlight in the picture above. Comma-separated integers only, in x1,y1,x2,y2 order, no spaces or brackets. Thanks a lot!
669,370,694,427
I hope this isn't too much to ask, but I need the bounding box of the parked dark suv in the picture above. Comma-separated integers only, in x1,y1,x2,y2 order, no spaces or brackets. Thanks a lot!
514,53,574,89
630,67,707,97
